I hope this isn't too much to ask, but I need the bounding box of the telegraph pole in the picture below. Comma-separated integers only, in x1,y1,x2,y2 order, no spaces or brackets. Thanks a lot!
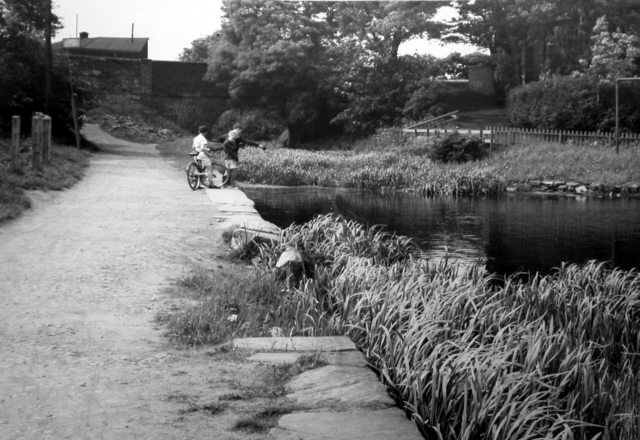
44,0,52,115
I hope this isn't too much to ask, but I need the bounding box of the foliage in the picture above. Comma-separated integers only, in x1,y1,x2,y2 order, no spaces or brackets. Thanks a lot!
428,133,489,163
506,75,640,132
214,107,284,140
0,139,89,223
588,15,640,81
454,0,640,90
197,0,447,142
0,0,91,140
247,214,640,440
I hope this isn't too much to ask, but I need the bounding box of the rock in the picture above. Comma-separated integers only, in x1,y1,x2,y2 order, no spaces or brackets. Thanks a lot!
276,247,304,268
275,247,313,281
557,185,567,192
575,185,588,194
566,181,579,189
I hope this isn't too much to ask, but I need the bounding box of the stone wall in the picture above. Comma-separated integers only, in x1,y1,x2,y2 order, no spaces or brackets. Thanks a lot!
67,55,217,98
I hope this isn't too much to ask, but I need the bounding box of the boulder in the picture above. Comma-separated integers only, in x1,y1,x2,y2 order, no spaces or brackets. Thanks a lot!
275,247,314,281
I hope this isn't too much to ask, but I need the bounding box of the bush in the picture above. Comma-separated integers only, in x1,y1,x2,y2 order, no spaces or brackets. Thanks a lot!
506,75,640,131
214,108,284,140
429,133,489,163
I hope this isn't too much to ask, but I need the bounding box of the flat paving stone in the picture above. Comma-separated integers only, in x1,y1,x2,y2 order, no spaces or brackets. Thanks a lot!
286,365,394,408
269,409,423,440
233,336,356,352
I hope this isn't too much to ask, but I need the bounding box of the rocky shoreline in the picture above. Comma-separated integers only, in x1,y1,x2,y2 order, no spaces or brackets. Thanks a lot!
507,179,640,197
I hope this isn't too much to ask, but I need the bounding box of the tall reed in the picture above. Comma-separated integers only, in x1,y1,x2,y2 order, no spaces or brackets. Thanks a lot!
254,214,640,440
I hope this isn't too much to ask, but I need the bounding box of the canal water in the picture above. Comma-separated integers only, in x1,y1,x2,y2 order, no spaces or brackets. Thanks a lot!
242,186,640,277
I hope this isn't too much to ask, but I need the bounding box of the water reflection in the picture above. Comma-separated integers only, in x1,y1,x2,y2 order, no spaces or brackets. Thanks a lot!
242,186,640,277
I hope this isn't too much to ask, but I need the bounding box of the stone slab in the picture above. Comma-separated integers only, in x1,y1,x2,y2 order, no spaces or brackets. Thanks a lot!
269,409,422,440
286,365,394,408
232,336,356,352
248,351,368,368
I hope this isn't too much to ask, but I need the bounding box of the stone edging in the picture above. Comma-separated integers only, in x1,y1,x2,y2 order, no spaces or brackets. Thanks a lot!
507,180,640,196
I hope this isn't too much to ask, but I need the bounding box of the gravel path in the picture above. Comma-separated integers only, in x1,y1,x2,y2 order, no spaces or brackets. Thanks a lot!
0,125,263,439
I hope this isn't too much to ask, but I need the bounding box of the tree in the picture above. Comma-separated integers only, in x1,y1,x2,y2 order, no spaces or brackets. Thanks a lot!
0,0,85,138
179,34,221,63
453,0,640,90
588,15,640,81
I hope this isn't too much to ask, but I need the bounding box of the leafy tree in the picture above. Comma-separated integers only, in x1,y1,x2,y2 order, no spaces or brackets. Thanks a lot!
588,15,640,81
0,0,86,138
179,34,221,63
453,0,640,90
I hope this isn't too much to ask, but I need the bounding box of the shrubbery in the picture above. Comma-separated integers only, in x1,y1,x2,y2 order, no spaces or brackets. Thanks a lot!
428,133,489,163
506,75,640,132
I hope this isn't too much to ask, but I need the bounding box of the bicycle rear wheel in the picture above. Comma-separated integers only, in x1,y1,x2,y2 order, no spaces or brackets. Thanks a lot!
186,162,201,190
209,163,230,188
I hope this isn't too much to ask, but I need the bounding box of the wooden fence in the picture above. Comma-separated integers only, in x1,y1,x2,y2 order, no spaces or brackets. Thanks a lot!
10,113,52,173
402,125,640,149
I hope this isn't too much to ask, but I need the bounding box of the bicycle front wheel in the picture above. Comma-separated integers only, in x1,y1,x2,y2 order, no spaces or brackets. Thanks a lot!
186,162,201,190
209,163,230,188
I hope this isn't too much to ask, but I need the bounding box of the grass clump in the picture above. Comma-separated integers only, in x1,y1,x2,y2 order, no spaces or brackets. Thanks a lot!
0,139,90,223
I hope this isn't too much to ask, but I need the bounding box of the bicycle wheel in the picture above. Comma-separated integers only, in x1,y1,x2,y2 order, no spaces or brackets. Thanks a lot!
186,162,201,190
209,163,230,188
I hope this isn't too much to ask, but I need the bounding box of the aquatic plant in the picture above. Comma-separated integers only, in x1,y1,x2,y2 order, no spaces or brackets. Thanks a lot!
252,214,640,440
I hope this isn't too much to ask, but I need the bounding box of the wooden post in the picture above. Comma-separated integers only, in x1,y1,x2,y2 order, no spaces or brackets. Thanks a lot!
71,93,81,149
31,114,43,170
11,116,21,173
42,116,52,164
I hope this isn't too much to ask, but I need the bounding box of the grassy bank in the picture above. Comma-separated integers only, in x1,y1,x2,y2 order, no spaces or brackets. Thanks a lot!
165,214,640,440
158,130,640,195
0,140,90,223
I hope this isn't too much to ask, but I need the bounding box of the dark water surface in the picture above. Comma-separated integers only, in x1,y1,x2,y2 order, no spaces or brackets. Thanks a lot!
242,186,640,277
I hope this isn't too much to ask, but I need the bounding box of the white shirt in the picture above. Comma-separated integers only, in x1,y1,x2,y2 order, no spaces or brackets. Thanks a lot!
193,133,208,152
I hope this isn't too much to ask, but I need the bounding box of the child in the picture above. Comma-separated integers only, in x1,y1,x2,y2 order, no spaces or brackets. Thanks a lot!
193,125,216,188
219,123,265,187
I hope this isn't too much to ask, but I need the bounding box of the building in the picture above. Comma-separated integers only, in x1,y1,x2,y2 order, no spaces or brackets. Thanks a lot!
58,32,148,59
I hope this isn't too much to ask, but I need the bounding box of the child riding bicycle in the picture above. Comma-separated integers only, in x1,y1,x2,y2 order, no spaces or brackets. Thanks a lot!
192,125,222,188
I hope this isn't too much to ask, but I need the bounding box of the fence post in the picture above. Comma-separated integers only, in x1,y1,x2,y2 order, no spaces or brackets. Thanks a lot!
31,114,42,170
42,116,52,164
11,116,22,173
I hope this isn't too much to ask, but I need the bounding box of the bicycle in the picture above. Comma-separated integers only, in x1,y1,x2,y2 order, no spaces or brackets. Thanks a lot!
185,151,230,190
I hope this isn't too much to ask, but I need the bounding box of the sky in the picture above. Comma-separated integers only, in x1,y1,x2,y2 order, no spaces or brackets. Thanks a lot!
52,0,225,60
52,1,483,61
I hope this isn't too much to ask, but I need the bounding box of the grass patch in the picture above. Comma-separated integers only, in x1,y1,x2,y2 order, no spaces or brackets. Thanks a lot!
178,401,228,416
491,140,640,184
232,404,297,433
0,139,90,223
159,128,640,196
219,353,327,401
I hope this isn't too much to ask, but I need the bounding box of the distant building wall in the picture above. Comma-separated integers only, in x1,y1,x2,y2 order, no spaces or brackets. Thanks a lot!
66,55,218,98
150,61,218,96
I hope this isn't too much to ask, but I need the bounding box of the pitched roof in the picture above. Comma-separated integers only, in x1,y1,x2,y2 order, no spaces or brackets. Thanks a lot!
63,37,148,54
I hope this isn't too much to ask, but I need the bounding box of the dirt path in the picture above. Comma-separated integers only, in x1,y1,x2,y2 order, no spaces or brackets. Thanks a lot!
0,125,265,439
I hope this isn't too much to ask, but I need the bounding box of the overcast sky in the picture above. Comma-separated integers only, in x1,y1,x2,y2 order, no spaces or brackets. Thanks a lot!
53,0,225,60
52,1,482,61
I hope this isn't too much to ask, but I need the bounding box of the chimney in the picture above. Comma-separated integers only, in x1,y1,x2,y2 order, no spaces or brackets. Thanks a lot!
79,31,89,39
